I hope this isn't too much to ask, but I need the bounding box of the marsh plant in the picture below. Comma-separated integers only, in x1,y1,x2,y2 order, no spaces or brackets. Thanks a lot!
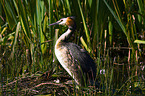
0,0,145,95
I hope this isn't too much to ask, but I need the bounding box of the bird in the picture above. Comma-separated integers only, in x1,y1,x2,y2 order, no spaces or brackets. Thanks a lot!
49,16,97,87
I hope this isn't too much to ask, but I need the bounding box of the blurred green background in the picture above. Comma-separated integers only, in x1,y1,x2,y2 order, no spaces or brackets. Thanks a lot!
0,0,145,95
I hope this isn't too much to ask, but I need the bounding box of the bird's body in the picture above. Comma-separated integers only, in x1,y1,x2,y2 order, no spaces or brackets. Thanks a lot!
50,17,97,86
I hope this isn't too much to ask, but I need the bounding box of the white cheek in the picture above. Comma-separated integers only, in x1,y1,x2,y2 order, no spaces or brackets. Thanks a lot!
59,19,67,25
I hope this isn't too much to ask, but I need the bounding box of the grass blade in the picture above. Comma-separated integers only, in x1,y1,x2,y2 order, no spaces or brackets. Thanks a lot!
10,22,20,59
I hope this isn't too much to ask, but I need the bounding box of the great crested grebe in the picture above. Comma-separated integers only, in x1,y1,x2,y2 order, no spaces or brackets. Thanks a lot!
49,17,97,87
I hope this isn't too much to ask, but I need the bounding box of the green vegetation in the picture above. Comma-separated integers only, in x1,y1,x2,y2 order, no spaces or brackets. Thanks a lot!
0,0,145,95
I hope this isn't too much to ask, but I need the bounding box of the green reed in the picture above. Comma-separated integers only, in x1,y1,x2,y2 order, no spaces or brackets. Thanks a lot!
0,0,145,95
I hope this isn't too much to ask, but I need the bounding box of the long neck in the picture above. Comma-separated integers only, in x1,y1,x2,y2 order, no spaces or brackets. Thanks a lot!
58,28,73,42
56,25,76,43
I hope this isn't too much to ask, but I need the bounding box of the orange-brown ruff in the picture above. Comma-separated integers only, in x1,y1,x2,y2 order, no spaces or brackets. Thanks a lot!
49,17,97,86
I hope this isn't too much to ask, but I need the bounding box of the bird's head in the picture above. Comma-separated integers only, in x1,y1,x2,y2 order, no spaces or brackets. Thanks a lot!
49,16,76,29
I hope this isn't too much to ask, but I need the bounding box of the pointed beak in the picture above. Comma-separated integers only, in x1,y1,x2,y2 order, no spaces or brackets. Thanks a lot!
49,22,59,26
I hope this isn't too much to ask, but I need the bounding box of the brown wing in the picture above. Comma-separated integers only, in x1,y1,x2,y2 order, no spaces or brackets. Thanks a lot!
66,43,96,81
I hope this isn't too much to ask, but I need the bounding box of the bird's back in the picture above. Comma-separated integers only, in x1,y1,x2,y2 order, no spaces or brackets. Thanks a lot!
55,42,96,86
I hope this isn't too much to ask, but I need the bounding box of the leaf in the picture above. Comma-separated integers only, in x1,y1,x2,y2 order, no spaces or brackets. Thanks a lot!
77,0,91,46
80,36,91,53
134,40,145,44
10,22,20,59
1,0,17,29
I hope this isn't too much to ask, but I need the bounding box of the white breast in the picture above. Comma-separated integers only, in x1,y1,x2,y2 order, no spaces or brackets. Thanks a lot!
55,45,79,84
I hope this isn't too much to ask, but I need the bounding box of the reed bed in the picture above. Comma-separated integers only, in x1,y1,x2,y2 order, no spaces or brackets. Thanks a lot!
0,0,145,95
